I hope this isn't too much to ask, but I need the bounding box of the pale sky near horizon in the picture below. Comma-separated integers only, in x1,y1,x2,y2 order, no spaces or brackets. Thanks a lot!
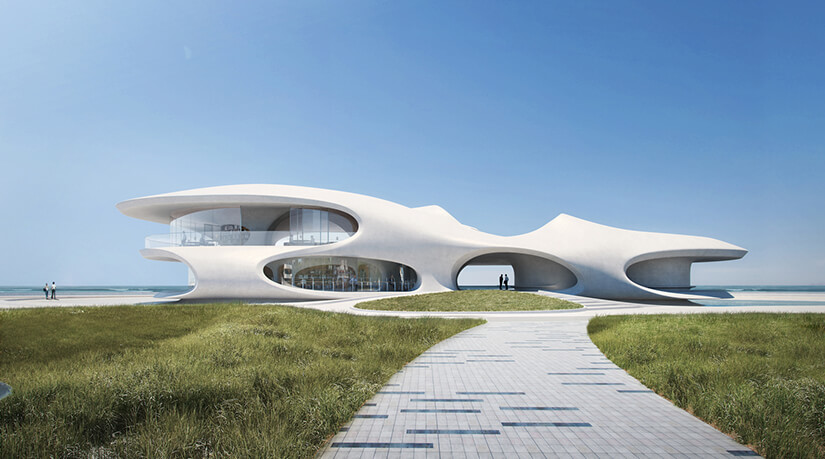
1,1,823,286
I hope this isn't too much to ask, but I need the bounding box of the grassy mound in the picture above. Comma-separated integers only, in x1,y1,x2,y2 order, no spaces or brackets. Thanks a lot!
356,289,582,312
588,313,825,459
0,303,482,458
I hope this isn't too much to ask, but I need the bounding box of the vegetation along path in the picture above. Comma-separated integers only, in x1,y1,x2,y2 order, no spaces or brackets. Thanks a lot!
589,313,825,459
0,303,481,458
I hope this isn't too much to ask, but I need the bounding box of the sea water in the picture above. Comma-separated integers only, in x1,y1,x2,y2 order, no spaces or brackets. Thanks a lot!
693,285,825,293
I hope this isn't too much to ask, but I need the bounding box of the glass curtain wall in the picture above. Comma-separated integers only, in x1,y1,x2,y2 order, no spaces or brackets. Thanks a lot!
287,208,355,245
289,208,328,245
165,207,357,247
264,257,417,292
170,208,242,246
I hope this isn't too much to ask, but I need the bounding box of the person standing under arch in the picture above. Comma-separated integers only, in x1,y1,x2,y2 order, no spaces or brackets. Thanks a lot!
499,274,503,290
503,274,509,291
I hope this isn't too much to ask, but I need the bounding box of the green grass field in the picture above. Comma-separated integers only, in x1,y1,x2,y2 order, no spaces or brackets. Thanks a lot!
0,303,482,458
356,289,582,311
588,313,825,459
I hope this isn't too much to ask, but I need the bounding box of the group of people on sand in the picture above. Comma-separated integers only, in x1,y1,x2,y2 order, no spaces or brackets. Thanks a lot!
43,282,57,300
498,274,510,290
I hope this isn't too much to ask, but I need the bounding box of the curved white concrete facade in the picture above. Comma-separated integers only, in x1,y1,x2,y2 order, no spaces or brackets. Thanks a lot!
117,185,747,301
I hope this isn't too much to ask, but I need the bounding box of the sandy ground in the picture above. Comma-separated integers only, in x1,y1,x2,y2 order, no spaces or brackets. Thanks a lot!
0,294,176,309
2,291,825,320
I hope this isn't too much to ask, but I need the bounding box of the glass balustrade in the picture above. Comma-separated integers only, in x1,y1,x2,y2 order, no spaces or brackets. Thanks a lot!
144,230,356,248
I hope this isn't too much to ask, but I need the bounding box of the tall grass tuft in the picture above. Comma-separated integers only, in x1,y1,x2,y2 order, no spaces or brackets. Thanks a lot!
588,313,825,459
0,303,482,458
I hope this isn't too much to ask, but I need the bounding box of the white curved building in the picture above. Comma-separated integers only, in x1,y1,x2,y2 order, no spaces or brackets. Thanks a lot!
117,185,747,301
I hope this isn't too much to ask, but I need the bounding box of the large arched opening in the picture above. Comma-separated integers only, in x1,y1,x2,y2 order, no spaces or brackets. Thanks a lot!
456,253,577,291
457,264,515,290
625,257,693,290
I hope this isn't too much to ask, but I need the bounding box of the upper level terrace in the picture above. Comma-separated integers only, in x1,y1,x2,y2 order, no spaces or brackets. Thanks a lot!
143,206,357,248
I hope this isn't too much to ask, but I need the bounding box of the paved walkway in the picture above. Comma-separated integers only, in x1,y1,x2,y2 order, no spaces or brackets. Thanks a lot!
320,313,760,458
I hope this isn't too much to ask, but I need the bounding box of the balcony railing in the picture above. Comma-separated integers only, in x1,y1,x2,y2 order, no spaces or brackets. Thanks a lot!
145,231,355,248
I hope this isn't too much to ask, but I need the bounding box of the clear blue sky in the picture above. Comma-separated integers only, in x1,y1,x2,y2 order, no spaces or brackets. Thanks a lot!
2,1,823,286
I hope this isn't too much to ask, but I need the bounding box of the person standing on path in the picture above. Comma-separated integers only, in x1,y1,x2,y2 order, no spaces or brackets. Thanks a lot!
43,283,49,299
50,282,56,300
504,274,509,291
499,274,503,290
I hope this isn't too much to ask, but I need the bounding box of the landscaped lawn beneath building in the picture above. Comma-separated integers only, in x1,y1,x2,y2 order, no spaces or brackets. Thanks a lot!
356,289,582,311
0,303,482,458
588,313,825,459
